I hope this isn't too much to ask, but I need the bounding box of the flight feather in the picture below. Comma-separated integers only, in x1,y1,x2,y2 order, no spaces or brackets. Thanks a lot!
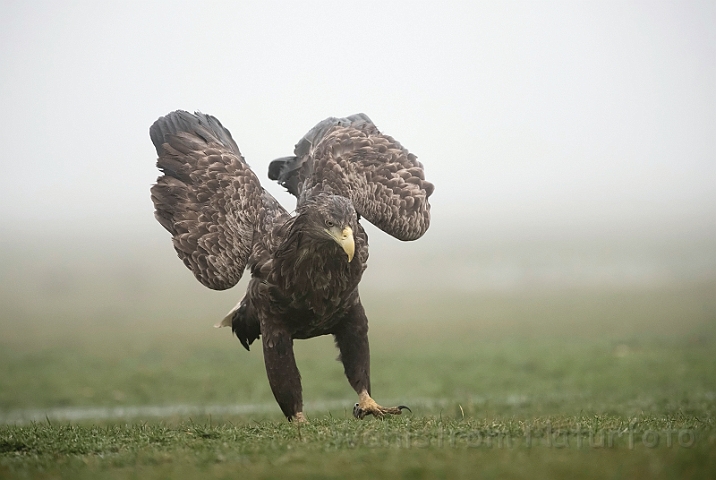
268,114,434,241
150,111,285,290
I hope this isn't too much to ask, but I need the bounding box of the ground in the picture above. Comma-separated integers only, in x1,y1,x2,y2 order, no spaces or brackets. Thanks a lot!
1,280,715,479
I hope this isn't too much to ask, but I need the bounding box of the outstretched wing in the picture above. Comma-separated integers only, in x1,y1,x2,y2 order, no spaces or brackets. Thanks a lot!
150,110,283,290
268,115,434,241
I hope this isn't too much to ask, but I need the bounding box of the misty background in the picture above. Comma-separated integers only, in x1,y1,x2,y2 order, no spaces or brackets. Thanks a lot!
1,1,714,327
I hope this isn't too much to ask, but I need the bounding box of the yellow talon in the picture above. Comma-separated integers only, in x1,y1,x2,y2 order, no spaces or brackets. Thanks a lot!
352,390,411,419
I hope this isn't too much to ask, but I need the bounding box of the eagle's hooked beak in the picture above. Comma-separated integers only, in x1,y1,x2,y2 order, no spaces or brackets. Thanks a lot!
328,226,355,262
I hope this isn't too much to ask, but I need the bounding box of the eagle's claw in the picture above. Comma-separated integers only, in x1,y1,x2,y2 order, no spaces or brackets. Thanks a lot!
353,402,411,419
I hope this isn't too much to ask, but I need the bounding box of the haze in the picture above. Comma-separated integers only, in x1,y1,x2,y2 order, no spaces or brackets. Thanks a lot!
0,1,714,307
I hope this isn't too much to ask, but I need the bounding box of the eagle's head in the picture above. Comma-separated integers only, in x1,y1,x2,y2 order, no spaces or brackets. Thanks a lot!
295,193,358,262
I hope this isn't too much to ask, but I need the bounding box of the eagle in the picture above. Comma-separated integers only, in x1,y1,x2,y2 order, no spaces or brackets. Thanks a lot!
149,111,434,422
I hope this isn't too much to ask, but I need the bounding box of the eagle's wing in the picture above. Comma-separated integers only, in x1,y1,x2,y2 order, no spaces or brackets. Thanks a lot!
268,115,434,241
150,110,284,290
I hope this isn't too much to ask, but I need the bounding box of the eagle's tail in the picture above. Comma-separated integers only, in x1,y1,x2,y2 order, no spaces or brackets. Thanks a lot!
215,297,260,351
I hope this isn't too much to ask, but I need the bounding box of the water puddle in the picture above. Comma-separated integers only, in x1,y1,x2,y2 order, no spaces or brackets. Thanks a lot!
0,398,451,425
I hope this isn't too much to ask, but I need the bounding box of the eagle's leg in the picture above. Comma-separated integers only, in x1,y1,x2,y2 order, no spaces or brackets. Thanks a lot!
261,327,305,422
333,302,411,419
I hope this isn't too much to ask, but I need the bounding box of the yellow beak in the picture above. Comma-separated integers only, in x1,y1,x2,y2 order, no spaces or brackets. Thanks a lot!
328,226,355,262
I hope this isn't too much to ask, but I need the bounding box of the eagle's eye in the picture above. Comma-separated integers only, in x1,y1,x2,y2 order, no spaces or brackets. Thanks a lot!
326,220,334,227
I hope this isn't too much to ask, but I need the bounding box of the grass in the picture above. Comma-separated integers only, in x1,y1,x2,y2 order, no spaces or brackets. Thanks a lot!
1,279,715,478
2,414,714,479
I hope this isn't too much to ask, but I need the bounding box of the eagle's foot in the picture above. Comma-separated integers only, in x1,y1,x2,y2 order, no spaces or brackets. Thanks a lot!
352,391,411,419
290,412,309,423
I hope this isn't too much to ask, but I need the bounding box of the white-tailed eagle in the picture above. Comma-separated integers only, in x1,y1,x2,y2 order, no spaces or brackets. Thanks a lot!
150,111,433,421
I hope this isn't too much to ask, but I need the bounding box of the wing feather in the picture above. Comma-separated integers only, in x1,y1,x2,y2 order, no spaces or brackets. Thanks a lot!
270,115,433,241
150,110,282,290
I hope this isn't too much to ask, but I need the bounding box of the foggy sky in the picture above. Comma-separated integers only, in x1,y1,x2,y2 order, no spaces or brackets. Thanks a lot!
1,0,714,243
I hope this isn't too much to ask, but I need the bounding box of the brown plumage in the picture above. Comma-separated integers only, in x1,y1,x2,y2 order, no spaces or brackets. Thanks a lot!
150,111,433,421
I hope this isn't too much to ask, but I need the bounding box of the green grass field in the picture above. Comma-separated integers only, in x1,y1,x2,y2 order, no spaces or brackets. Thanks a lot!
1,278,715,478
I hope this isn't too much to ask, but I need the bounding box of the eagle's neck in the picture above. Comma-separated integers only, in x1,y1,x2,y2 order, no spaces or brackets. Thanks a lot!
302,239,349,294
274,232,358,318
